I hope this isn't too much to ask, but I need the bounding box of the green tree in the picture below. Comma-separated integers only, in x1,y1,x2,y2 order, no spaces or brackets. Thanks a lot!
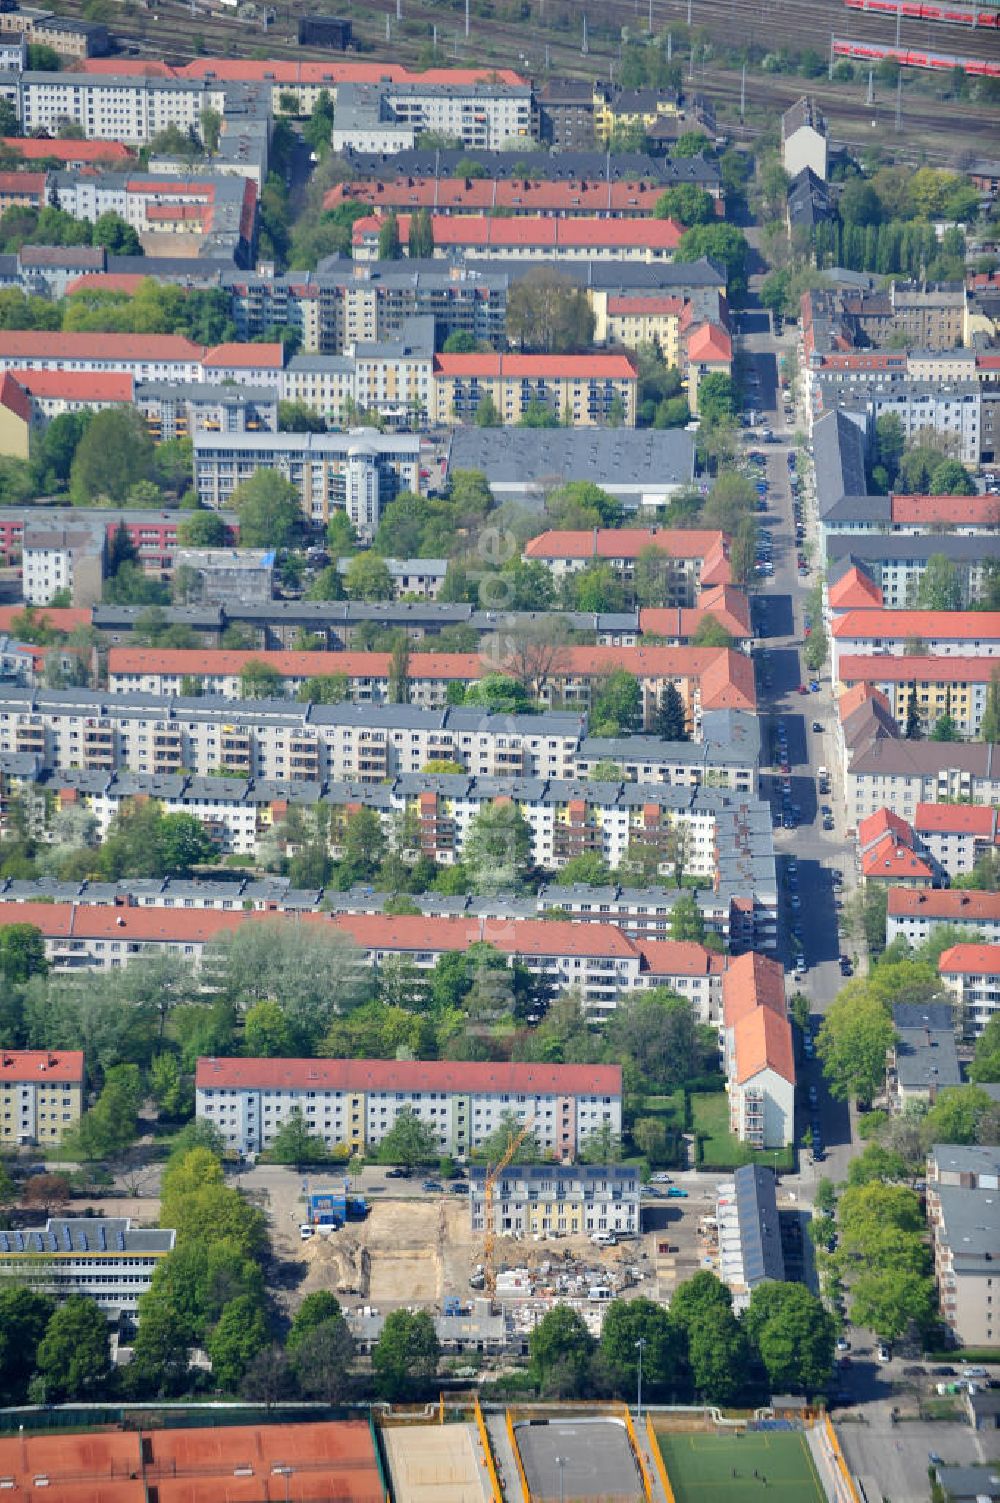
920,1084,995,1146
263,1108,330,1165
93,211,142,256
654,185,715,225
442,329,477,353
929,458,974,496
199,106,222,155
378,211,402,260
590,669,641,735
407,207,434,259
696,372,737,427
71,1062,143,1160
230,470,303,548
35,1296,111,1400
817,990,896,1103
505,266,595,353
743,1282,836,1393
377,1107,439,1167
388,636,410,704
150,1052,190,1119
668,892,705,944
0,922,46,982
290,1314,355,1402
655,681,689,741
243,998,298,1057
554,852,613,887
277,399,326,433
0,1287,54,1404
344,551,394,602
373,1308,440,1400
675,224,749,298
69,406,154,504
239,659,283,700
178,509,227,546
207,1294,270,1391
473,391,500,427
981,669,1000,745
916,553,963,611
128,1297,191,1396
606,988,711,1092
691,615,734,648
528,1303,594,1397
686,1304,748,1404
463,800,533,895
970,1013,1000,1083
303,90,334,156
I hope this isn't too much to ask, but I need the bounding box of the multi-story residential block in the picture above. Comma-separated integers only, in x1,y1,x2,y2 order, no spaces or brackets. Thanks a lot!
0,507,237,579
887,1002,961,1111
716,1166,785,1310
0,13,109,59
856,808,939,890
0,1218,174,1320
105,642,755,733
171,549,274,607
0,1048,84,1147
325,177,669,220
887,888,1000,947
352,213,682,264
913,804,999,878
925,1144,1000,1348
135,381,278,440
781,97,827,180
831,610,1000,686
844,735,1000,824
195,1056,623,1161
49,170,257,265
720,953,794,1149
431,352,639,428
331,79,535,154
14,71,229,144
838,652,999,740
22,518,105,606
469,1164,640,1239
192,430,420,533
825,535,1000,612
939,943,1000,1038
523,528,730,602
0,134,132,168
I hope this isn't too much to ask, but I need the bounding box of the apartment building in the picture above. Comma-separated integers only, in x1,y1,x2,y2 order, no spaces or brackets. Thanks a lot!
171,549,274,607
430,352,638,428
106,641,755,733
21,519,105,607
135,381,278,441
925,1144,1000,1348
845,738,1000,824
0,507,237,579
857,807,939,891
720,953,795,1149
14,72,228,144
887,888,1000,947
469,1164,641,1239
716,1166,785,1310
352,212,682,265
0,1048,84,1147
939,944,1000,1038
0,12,109,59
913,803,999,878
50,171,257,265
831,610,1000,684
886,1002,961,1111
825,535,1000,613
0,1218,174,1320
523,528,731,602
192,430,420,533
781,97,828,180
838,654,996,740
325,177,669,220
195,1056,622,1161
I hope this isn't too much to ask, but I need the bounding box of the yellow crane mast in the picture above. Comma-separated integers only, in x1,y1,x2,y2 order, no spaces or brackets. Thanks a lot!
483,1118,535,1300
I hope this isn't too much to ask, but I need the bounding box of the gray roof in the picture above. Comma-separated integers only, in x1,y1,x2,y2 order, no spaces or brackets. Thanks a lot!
892,1003,962,1091
850,740,999,778
935,1185,1000,1267
340,146,719,188
135,381,278,406
933,1468,1000,1502
930,1143,1000,1178
447,426,696,490
787,167,831,231
468,1164,640,1186
826,533,1000,564
0,1217,174,1256
812,409,870,518
734,1165,785,1288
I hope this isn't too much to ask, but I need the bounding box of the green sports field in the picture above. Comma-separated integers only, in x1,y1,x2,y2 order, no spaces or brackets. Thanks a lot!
654,1429,829,1503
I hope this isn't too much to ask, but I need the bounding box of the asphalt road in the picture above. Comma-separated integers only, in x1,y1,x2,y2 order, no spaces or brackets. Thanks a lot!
739,332,858,1195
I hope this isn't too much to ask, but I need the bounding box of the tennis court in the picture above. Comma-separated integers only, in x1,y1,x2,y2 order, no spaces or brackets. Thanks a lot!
655,1428,829,1503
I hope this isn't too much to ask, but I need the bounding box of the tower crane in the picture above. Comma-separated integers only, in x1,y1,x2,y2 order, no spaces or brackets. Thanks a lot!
483,1118,535,1300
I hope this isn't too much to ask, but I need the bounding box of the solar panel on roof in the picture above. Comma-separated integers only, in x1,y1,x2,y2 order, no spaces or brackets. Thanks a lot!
0,1233,8,1252
76,1231,88,1251
115,1230,125,1251
48,1232,57,1252
61,1225,72,1249
98,1224,106,1251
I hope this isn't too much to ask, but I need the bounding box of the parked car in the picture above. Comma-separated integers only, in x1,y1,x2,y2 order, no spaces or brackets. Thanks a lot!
812,721,823,732
384,1167,408,1179
665,1187,689,1198
650,1172,673,1183
877,1344,891,1363
421,1179,444,1193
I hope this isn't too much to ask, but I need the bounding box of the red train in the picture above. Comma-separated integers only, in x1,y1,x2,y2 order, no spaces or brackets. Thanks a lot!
833,35,1000,72
846,0,1000,27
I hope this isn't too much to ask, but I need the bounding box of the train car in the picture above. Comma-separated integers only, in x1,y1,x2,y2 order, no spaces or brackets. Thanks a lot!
834,35,1000,73
846,0,1000,25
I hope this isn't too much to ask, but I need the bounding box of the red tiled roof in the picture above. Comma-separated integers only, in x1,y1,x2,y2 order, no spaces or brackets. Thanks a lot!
914,803,998,837
889,888,1000,919
196,1052,621,1096
433,352,638,379
723,951,786,1029
11,368,133,401
891,493,1000,526
832,609,1000,640
0,171,46,196
828,566,883,611
857,807,914,850
524,527,726,561
0,136,133,163
0,1048,84,1083
838,681,893,722
64,273,151,296
0,604,91,632
637,940,725,977
938,942,1000,975
0,331,203,361
733,1007,795,1085
687,321,732,364
202,341,284,369
326,177,667,216
354,212,682,250
839,654,999,684
607,294,685,316
336,911,638,959
0,371,31,424
860,836,935,882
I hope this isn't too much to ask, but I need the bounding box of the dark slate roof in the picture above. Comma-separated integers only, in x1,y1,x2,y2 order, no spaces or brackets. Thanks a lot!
734,1164,785,1288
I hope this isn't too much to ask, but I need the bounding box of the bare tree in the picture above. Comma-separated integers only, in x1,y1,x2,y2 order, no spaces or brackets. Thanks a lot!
503,616,572,699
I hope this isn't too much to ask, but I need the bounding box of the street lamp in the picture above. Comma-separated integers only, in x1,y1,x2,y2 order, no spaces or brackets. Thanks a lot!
555,1454,567,1503
635,1336,647,1420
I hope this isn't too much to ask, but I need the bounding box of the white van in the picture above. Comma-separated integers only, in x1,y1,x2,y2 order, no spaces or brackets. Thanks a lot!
591,1231,617,1246
588,1285,613,1302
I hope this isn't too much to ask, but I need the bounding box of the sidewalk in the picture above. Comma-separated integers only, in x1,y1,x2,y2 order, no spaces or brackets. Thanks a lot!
485,1412,526,1503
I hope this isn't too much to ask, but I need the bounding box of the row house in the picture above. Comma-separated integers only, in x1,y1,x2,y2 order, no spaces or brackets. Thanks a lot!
925,1144,1000,1349
195,1055,620,1161
720,952,795,1150
887,888,1000,947
351,213,682,265
838,654,996,740
469,1164,641,1240
523,527,731,603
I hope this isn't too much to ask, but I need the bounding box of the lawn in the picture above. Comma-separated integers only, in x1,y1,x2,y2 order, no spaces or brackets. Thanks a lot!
655,1429,828,1503
690,1092,795,1173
